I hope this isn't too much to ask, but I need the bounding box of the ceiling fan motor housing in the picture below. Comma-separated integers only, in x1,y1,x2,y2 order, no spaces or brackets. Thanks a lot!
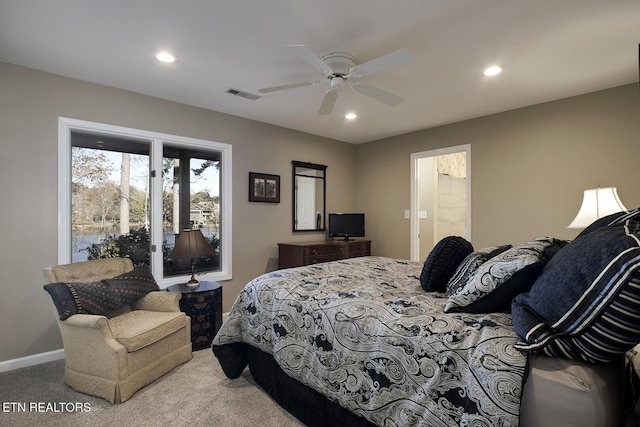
321,52,356,77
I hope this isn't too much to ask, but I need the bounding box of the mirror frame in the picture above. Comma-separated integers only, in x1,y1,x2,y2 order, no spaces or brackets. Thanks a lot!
292,161,327,232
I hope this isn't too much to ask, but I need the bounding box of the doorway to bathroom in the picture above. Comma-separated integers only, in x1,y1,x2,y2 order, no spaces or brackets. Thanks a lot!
410,144,471,261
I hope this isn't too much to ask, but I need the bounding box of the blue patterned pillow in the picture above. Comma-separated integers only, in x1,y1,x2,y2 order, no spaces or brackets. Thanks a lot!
445,237,564,313
445,245,512,297
102,266,159,304
44,266,158,321
44,280,123,320
512,221,640,363
574,207,640,240
420,236,473,292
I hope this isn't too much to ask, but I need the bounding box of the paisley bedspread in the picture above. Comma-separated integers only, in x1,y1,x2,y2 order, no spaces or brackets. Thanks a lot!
213,256,527,426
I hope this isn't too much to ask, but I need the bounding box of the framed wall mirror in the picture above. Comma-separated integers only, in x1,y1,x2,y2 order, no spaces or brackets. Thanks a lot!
292,161,327,232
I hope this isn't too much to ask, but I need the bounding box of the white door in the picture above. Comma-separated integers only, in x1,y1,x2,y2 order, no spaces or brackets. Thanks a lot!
410,144,471,261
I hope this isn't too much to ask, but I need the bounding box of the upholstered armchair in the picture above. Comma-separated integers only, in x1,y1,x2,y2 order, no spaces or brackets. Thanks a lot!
43,257,192,403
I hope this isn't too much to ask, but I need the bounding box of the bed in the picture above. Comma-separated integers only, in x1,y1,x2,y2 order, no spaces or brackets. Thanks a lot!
213,210,640,426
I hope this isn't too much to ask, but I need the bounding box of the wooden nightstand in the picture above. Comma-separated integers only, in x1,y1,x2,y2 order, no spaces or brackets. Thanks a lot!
166,281,222,351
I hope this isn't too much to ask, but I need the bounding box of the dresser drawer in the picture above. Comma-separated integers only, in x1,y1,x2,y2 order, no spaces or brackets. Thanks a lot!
348,240,371,257
278,240,371,269
304,244,345,257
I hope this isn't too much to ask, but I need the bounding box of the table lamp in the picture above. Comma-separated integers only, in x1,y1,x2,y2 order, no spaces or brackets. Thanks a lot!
168,229,216,288
567,187,627,229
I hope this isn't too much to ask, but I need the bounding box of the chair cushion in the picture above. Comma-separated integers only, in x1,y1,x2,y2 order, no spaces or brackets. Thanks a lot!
50,257,133,283
108,310,187,352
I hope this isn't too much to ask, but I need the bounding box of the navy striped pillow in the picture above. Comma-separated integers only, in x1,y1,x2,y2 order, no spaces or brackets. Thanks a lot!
575,206,640,240
512,220,640,363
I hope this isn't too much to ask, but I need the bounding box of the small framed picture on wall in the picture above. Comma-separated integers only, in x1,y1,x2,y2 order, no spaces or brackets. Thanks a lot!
248,172,280,203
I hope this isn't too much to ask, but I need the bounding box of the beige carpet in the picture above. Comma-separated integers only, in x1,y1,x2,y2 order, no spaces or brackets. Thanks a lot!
0,349,304,427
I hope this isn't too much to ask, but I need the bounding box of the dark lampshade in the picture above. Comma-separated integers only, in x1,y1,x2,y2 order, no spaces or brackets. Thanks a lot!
168,229,215,288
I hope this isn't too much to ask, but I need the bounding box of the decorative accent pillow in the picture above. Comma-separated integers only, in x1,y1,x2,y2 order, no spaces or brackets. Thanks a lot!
420,236,473,292
512,220,640,363
44,280,123,321
445,245,512,297
444,237,564,313
574,207,640,240
44,266,159,321
102,266,160,305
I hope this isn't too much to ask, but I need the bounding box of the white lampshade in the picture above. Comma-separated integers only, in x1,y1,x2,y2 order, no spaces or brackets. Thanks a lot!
567,187,627,229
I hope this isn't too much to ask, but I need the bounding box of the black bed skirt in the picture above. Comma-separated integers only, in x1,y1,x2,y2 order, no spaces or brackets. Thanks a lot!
245,345,375,427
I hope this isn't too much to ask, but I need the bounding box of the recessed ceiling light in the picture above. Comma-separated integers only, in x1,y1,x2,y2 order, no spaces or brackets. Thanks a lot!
483,66,502,77
156,51,177,63
345,113,357,120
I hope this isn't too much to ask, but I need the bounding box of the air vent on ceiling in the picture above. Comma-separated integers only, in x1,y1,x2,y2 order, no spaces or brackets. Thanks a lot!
225,88,261,101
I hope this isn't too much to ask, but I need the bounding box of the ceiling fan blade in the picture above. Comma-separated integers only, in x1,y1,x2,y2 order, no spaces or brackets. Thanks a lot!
318,89,339,115
258,81,317,93
287,44,333,77
350,48,413,77
352,83,403,106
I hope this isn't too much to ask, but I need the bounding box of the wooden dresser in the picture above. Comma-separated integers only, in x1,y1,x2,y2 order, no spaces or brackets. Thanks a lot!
278,240,371,269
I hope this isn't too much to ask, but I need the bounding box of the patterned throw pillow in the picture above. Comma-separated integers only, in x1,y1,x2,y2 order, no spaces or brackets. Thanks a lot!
102,266,159,306
420,236,473,292
44,280,123,321
445,245,512,297
44,266,158,321
512,221,640,363
445,237,564,313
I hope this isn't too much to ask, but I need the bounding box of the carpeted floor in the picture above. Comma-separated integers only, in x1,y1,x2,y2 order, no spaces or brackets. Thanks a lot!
4,349,640,426
0,349,304,427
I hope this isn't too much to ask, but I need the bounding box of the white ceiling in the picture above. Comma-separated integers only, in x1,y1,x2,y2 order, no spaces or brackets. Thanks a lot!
1,1,638,144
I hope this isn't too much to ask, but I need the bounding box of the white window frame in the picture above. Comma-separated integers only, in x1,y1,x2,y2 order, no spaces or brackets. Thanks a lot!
58,117,233,285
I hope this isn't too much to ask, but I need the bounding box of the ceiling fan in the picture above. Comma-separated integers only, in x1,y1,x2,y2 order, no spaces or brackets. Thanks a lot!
258,45,413,115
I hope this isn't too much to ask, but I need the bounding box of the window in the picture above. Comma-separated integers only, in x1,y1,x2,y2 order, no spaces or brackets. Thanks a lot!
161,145,221,278
59,118,232,285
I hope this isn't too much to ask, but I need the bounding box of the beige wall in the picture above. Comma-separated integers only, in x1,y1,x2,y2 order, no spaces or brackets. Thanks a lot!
2,59,639,364
0,62,357,362
356,83,640,259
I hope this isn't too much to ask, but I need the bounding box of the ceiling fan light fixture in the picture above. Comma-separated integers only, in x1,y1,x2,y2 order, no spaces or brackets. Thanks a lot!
156,51,177,63
483,66,502,77
330,76,345,89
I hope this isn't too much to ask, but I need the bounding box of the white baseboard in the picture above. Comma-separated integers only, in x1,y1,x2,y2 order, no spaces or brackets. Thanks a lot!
0,349,64,373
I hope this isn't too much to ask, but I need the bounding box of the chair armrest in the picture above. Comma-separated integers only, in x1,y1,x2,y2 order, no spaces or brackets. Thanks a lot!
58,314,127,379
60,313,125,352
131,291,181,312
63,313,110,329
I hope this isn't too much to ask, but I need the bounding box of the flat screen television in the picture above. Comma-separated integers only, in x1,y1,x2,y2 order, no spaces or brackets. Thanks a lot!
328,213,365,241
